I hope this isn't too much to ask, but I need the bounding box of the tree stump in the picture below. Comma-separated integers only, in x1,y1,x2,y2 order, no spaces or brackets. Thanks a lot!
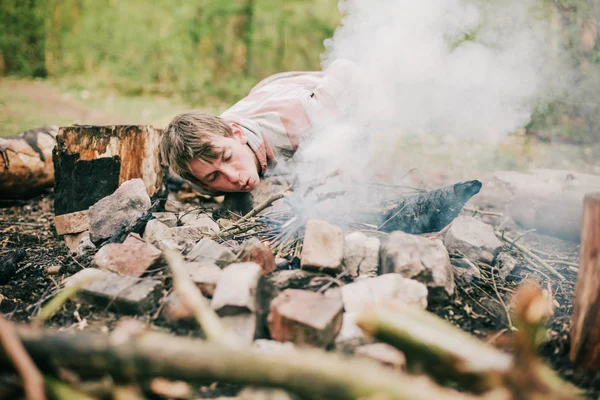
570,193,600,368
52,125,165,216
0,126,58,200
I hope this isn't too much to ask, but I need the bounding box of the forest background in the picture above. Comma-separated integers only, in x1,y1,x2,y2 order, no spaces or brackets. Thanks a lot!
1,0,600,145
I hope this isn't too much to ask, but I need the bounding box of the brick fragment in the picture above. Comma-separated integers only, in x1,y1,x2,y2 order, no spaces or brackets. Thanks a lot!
238,238,276,275
93,233,162,277
300,219,344,273
54,209,89,235
268,288,343,348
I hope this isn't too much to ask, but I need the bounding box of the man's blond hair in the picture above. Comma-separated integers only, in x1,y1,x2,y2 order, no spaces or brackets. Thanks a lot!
160,110,232,182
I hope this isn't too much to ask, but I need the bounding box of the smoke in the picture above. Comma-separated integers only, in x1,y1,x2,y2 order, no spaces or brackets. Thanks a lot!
291,0,567,183
285,0,572,222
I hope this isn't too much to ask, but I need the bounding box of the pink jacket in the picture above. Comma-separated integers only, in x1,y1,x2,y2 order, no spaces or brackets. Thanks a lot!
220,59,356,175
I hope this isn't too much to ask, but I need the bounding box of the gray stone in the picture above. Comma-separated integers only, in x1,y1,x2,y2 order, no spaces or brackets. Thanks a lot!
355,343,406,370
221,313,260,344
300,219,344,273
341,274,428,313
93,233,162,277
187,238,236,267
443,216,503,264
179,211,220,233
211,262,263,315
75,234,96,256
88,178,151,243
65,268,161,314
495,253,518,280
170,226,207,245
451,257,482,283
267,269,313,291
343,232,380,278
336,312,365,342
380,231,454,300
143,219,174,247
152,212,178,228
186,262,222,297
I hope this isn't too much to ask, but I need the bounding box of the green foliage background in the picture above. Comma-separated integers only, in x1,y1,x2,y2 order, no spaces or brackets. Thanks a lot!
0,0,599,142
0,0,338,105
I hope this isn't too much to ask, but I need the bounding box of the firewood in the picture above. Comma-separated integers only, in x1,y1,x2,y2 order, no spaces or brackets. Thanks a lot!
356,301,513,392
52,125,165,217
0,126,57,200
5,327,479,400
570,193,600,368
378,180,482,234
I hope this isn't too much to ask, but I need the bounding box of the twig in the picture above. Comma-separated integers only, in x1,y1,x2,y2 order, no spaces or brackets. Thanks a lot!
0,315,46,400
463,207,504,217
495,231,565,281
224,185,293,231
542,259,578,268
491,268,514,331
161,247,235,346
34,275,94,324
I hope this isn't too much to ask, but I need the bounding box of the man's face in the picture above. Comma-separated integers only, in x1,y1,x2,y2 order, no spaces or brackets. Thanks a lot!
189,127,260,193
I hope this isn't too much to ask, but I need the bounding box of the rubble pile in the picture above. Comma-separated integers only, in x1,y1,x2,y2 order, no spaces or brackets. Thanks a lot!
58,178,524,356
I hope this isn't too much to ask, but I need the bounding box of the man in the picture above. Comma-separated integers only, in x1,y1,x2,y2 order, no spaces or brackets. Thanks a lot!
160,59,356,195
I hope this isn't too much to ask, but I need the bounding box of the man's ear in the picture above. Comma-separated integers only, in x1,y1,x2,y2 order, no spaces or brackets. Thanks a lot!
230,123,248,145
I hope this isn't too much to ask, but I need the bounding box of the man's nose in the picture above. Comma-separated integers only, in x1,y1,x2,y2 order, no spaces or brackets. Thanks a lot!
221,166,239,183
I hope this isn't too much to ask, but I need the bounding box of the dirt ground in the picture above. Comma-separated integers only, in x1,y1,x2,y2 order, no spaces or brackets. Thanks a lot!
1,176,600,399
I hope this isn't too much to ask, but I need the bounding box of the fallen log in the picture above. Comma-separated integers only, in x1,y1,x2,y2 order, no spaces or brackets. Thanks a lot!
570,193,600,368
52,125,165,216
0,126,58,200
495,169,600,243
3,327,478,400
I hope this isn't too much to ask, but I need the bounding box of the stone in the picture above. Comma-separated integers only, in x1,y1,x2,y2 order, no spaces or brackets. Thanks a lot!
380,231,454,300
343,232,380,278
150,378,191,400
179,211,220,233
54,209,89,235
187,238,237,267
355,343,406,370
341,275,428,313
161,292,193,322
221,313,260,344
88,178,151,244
65,268,161,313
336,313,365,342
217,218,234,229
143,219,174,247
300,219,344,273
267,270,313,291
64,231,90,254
186,262,222,297
211,262,263,315
451,257,482,283
443,216,503,264
495,253,518,280
275,257,290,269
267,289,343,348
93,233,162,277
170,226,207,245
238,238,276,275
75,234,96,256
45,265,61,275
152,212,178,228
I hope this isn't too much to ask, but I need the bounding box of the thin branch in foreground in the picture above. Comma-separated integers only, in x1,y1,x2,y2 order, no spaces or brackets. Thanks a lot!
8,327,478,400
161,247,236,347
0,315,46,400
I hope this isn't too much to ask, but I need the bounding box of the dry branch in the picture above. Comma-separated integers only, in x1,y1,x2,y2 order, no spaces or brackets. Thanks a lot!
355,302,513,392
0,315,46,400
161,248,234,346
5,327,479,400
